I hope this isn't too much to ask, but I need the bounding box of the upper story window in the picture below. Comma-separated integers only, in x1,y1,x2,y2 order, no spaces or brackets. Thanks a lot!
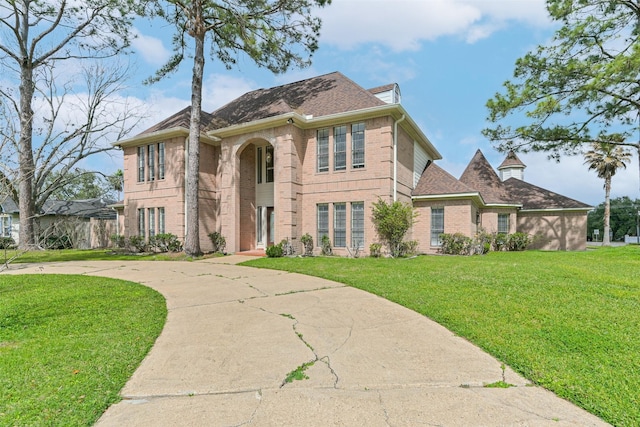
137,146,145,182
431,207,444,246
137,143,165,182
257,147,263,184
158,142,165,180
317,128,329,172
148,144,155,181
266,145,274,183
352,123,365,169
334,125,346,171
498,213,510,234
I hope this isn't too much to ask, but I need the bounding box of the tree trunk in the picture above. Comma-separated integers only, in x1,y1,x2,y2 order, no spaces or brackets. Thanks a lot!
17,6,36,250
603,174,612,246
184,30,205,257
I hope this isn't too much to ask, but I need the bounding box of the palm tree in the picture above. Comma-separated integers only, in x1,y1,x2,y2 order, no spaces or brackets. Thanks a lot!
584,143,632,245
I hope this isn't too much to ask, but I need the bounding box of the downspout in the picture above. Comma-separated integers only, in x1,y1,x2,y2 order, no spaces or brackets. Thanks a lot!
393,114,406,202
184,137,189,236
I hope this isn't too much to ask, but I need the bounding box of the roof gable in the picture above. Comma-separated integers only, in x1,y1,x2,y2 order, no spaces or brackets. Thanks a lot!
140,106,215,135
459,149,511,204
413,162,476,197
208,71,385,130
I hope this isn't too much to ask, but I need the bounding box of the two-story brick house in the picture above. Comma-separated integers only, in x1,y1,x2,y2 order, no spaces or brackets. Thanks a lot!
114,72,440,254
114,71,590,254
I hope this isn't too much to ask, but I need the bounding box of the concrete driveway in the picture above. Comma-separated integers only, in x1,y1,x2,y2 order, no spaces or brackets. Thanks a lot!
4,256,608,426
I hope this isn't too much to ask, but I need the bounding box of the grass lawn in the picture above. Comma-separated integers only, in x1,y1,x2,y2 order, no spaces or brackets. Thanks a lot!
243,246,640,426
0,248,222,264
0,274,166,426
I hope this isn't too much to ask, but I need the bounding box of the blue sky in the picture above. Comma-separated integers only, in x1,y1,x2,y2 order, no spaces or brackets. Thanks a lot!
114,0,639,206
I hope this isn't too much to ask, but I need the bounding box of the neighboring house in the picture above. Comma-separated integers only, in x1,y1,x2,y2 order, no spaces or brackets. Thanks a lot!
114,71,590,254
0,196,19,243
413,150,592,252
0,197,117,249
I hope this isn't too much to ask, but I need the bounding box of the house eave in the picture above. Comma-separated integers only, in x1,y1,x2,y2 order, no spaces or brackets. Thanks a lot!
485,203,523,209
412,192,485,205
519,207,593,213
113,127,220,148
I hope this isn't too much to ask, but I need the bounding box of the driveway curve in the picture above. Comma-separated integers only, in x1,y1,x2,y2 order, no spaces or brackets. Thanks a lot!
4,256,608,426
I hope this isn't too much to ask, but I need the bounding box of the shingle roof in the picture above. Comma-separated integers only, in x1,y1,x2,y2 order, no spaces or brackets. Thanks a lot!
41,198,117,219
459,149,512,204
503,178,591,210
140,106,215,135
413,149,590,210
368,83,395,95
0,196,19,214
413,162,477,197
207,71,386,130
138,72,387,135
498,150,526,169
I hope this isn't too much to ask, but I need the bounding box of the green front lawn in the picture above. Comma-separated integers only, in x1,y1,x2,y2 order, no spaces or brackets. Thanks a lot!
0,275,166,426
243,246,640,426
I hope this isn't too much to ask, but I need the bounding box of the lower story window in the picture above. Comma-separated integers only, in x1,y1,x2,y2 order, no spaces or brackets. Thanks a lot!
317,204,329,245
1,215,11,237
158,207,165,234
148,208,155,237
498,213,510,234
431,207,444,246
137,208,145,238
351,202,364,249
334,203,346,247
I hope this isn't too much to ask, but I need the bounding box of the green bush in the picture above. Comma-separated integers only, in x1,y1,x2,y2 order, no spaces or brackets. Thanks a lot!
148,233,182,252
0,236,15,249
280,238,295,256
506,232,532,251
266,242,283,258
300,233,314,256
371,199,417,258
110,234,126,248
493,233,508,251
439,233,473,255
127,235,147,253
398,240,419,257
320,234,332,256
207,231,226,253
369,242,382,258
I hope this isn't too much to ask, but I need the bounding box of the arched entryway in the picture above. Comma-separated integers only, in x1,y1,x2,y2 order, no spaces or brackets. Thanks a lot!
238,139,274,251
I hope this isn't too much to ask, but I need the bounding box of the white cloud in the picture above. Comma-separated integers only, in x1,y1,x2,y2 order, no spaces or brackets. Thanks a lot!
201,74,257,111
317,0,551,51
131,29,172,66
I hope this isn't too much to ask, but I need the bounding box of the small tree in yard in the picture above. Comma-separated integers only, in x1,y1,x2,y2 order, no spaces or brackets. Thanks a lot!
371,199,417,258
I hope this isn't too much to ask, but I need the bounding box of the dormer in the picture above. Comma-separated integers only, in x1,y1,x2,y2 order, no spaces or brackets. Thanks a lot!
498,151,526,181
368,83,401,104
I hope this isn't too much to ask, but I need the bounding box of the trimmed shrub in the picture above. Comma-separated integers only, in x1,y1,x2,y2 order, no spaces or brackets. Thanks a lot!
110,234,126,248
149,233,182,252
300,233,314,256
439,233,473,255
398,240,419,257
506,232,532,251
369,243,382,258
280,238,295,256
266,242,283,258
127,235,147,253
493,233,508,251
320,235,332,256
208,232,226,253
